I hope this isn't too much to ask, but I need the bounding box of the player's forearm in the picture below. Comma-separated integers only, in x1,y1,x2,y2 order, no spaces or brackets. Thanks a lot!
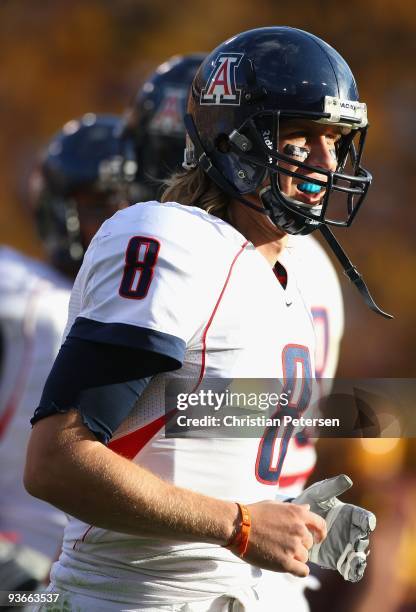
24,411,239,545
42,442,238,543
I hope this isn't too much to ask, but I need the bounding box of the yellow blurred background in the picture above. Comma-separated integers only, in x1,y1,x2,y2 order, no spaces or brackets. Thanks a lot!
1,1,415,610
1,0,415,377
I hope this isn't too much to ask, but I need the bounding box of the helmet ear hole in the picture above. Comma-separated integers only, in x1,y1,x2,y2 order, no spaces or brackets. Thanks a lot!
215,134,231,154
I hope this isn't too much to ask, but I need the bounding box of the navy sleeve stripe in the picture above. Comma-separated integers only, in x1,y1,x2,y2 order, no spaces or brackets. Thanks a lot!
68,317,186,366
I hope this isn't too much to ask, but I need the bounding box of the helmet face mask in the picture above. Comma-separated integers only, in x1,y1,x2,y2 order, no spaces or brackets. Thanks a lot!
225,109,371,233
185,27,372,235
34,190,84,270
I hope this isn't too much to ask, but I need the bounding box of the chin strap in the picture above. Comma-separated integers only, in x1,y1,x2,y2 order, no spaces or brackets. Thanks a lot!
320,225,393,319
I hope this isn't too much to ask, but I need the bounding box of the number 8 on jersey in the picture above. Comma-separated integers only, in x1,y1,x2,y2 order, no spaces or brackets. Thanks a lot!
119,236,160,300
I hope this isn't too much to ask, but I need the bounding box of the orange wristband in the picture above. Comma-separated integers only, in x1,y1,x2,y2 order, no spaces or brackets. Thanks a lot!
225,503,251,558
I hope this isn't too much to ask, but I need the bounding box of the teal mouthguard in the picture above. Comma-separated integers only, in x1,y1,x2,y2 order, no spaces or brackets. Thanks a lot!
298,182,321,194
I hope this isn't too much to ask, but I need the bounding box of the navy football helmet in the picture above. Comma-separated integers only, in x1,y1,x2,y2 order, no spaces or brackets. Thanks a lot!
185,27,371,235
125,53,206,199
185,27,391,318
32,113,137,277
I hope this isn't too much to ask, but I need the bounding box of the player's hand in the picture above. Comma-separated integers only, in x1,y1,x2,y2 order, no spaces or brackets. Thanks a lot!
293,474,376,582
234,500,327,577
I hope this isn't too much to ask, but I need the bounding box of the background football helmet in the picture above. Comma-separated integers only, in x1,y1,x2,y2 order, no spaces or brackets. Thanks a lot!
125,53,206,200
185,26,371,236
31,113,137,277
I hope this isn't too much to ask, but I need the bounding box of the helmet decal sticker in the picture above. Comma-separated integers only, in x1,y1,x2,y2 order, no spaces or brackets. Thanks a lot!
201,53,243,105
148,87,187,135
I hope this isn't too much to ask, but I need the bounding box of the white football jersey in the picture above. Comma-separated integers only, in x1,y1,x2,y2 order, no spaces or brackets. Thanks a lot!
277,235,344,497
0,247,70,558
53,201,317,604
258,235,344,609
289,235,344,379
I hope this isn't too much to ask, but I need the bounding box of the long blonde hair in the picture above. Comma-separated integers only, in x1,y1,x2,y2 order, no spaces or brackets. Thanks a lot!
161,166,231,222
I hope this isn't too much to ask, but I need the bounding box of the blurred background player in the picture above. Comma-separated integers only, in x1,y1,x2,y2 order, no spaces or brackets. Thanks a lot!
124,53,206,201
0,113,136,603
32,113,138,278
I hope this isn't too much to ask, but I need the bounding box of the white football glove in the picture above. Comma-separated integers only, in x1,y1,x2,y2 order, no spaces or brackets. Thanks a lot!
293,474,376,582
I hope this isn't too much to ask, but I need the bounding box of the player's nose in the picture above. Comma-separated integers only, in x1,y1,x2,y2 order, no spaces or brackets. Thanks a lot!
308,137,337,172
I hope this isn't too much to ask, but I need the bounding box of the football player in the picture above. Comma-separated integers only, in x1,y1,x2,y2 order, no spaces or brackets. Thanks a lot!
125,53,344,502
26,28,379,610
0,113,135,601
125,54,345,611
124,52,207,201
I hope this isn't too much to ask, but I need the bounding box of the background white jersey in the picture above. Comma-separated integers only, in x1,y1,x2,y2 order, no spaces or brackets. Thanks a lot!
53,201,317,604
277,235,344,498
0,247,70,558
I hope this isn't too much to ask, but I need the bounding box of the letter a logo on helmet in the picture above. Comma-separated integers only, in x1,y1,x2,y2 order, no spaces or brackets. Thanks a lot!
148,87,186,136
201,53,243,105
